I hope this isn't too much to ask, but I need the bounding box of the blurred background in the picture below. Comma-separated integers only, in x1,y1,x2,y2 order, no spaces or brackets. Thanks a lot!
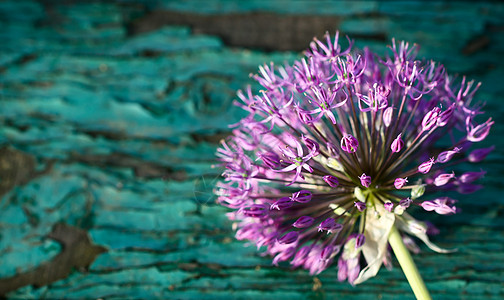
0,0,503,299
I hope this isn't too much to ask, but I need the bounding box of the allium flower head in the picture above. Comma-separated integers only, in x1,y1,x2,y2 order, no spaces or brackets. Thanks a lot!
216,32,493,285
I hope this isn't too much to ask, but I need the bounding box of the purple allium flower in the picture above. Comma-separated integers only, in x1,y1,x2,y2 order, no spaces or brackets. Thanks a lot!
394,177,408,189
436,147,461,163
384,201,394,212
421,197,458,215
290,190,312,203
354,201,367,212
318,217,343,234
459,170,486,184
293,216,315,228
216,32,493,285
418,158,435,174
391,134,404,153
270,197,293,210
278,231,300,244
355,234,366,248
323,175,340,187
383,106,394,127
358,173,372,188
433,172,456,186
468,146,494,163
466,117,494,142
341,134,359,153
421,107,441,132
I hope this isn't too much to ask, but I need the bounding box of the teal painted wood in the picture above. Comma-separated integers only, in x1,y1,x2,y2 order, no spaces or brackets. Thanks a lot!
0,0,503,299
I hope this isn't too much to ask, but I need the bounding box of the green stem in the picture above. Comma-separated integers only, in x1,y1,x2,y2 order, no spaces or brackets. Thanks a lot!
388,225,432,300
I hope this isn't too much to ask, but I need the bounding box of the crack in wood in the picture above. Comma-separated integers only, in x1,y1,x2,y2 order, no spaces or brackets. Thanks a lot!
69,152,187,180
0,223,107,297
129,10,346,51
0,147,54,198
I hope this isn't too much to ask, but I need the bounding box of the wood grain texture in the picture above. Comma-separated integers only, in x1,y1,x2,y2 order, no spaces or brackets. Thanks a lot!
0,1,503,299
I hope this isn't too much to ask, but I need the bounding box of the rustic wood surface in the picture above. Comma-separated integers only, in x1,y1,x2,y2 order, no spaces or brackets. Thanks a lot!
0,1,503,299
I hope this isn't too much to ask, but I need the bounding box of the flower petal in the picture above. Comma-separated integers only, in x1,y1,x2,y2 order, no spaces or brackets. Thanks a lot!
353,204,395,285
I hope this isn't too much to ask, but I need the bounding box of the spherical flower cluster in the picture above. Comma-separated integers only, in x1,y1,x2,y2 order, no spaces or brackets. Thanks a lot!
215,32,493,285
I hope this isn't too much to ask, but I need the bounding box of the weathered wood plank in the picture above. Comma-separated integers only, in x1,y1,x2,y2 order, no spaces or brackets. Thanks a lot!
0,0,503,299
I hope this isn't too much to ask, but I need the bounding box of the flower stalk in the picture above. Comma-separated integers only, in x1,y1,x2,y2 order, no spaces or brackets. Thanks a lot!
388,225,432,300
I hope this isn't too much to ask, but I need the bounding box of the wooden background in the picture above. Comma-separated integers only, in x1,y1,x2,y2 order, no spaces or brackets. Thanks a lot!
0,1,503,299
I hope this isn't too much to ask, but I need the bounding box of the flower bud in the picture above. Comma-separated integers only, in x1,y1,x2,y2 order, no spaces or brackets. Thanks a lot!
278,231,299,244
467,117,494,142
241,204,269,218
421,107,441,131
341,134,358,153
421,197,457,215
355,234,366,248
258,152,281,168
354,201,366,212
468,146,494,163
358,173,372,188
384,202,394,212
270,197,294,210
323,175,340,188
459,170,486,184
411,185,425,199
318,218,335,232
394,177,408,189
433,172,455,186
337,257,348,282
293,216,315,228
418,158,435,174
457,183,482,194
290,190,312,203
291,246,310,267
436,147,461,163
383,106,393,127
318,218,343,234
272,247,295,265
391,133,404,152
347,258,361,284
320,245,336,260
437,104,455,127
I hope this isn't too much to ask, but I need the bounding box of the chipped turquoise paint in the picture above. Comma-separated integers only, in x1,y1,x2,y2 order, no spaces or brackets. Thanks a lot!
0,0,503,299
